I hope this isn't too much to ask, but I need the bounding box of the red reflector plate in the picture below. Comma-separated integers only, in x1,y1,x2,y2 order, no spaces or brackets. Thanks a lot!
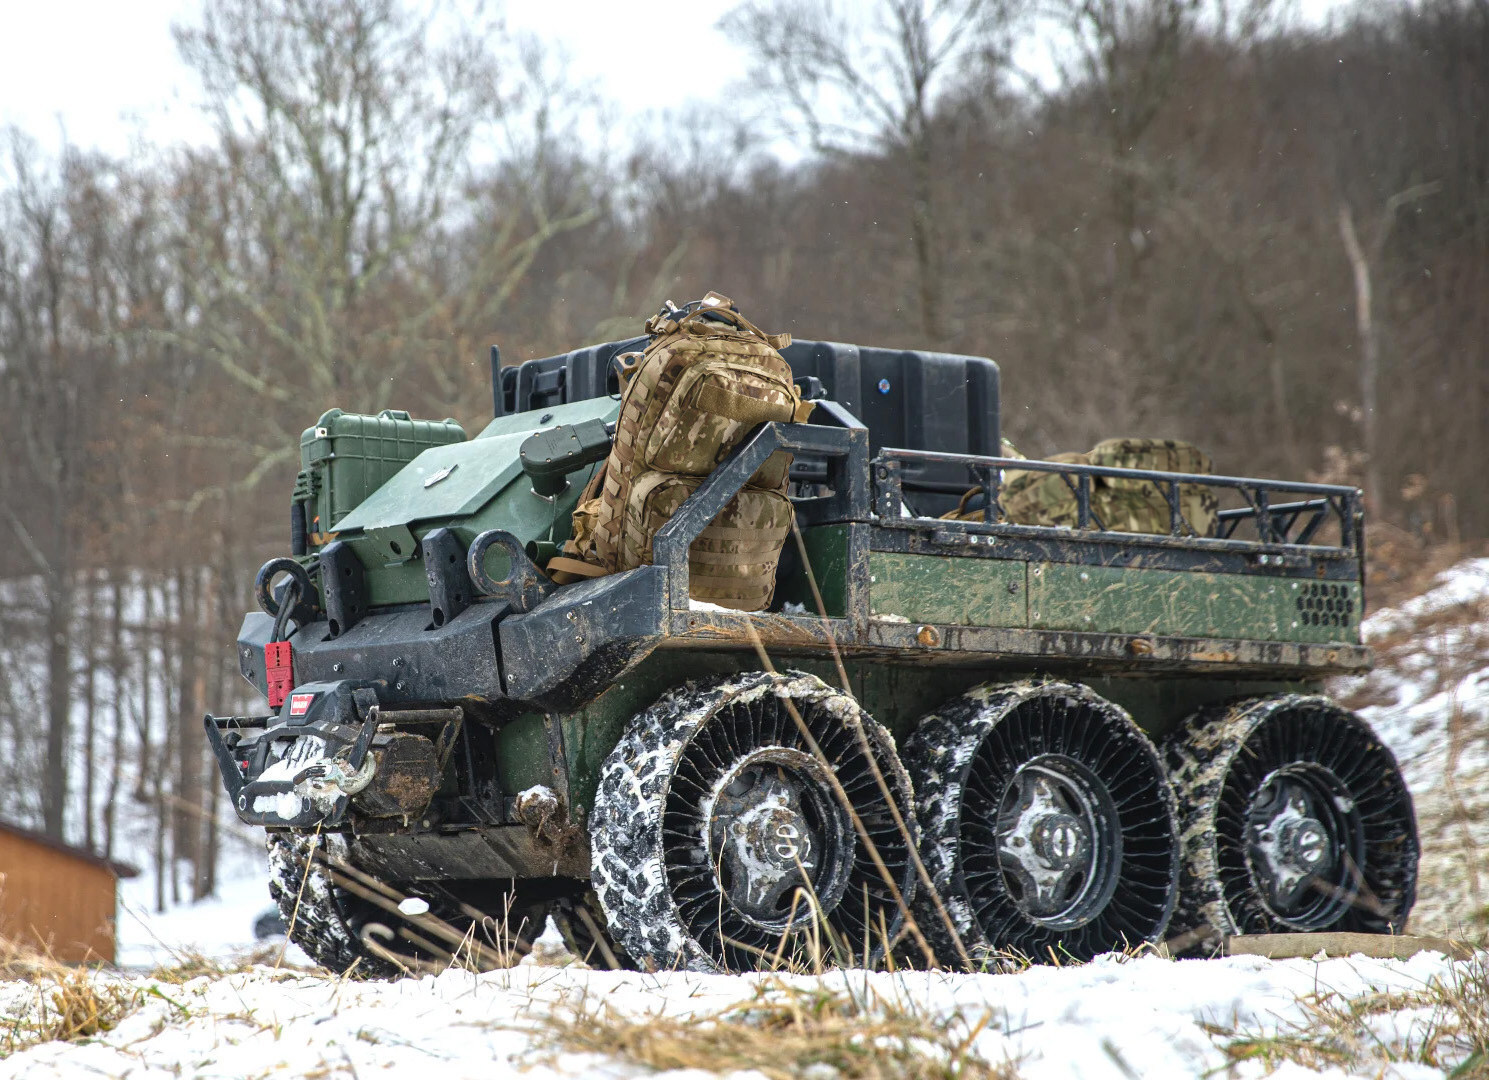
289,692,315,717
265,641,294,709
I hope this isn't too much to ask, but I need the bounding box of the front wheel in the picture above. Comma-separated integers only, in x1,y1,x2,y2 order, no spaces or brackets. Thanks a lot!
267,833,618,975
589,670,918,972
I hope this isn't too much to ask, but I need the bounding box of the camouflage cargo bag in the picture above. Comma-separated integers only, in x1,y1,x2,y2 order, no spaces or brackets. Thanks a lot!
548,293,811,611
621,472,793,611
1001,451,1091,527
1088,438,1217,536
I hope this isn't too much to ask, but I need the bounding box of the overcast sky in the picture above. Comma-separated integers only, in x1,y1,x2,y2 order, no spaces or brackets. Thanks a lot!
0,0,746,158
2,0,1346,161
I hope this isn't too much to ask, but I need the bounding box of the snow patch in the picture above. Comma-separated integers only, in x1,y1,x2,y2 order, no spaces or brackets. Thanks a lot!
687,598,735,612
1337,556,1489,936
1,953,1480,1078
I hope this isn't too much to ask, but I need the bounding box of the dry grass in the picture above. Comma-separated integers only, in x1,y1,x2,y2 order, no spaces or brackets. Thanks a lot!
1362,533,1479,614
1210,954,1489,1078
542,976,1017,1080
1332,549,1489,943
0,963,146,1058
148,944,303,984
0,933,287,1059
0,934,66,983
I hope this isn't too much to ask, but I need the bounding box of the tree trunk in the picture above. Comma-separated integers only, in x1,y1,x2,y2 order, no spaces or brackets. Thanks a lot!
1338,204,1385,514
104,570,126,860
135,580,153,804
174,564,203,891
83,569,98,851
909,135,941,343
41,568,72,840
188,566,215,901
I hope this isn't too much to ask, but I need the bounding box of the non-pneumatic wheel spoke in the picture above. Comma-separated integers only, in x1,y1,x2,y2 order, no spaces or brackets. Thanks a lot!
903,681,1179,967
1164,695,1418,952
589,671,918,973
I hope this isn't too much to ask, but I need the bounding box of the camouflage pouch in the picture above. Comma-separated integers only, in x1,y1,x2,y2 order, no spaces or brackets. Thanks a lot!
547,462,609,584
1088,438,1218,536
621,471,793,611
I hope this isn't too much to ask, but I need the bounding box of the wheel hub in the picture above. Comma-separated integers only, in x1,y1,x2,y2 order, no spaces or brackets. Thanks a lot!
996,759,1119,927
1246,765,1359,926
1031,812,1091,870
703,747,852,929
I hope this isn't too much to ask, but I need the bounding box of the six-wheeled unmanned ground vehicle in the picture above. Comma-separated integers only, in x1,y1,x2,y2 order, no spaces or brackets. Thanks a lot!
206,332,1417,973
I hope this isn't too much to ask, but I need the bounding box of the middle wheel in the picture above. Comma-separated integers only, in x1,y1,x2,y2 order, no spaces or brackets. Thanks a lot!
590,670,918,972
903,681,1180,965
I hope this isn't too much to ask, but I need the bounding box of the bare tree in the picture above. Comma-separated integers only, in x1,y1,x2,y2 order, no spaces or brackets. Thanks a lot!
0,136,100,839
1337,183,1441,514
727,0,1021,340
169,0,597,498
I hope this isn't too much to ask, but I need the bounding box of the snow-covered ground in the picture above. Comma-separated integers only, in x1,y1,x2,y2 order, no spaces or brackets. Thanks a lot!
2,949,1482,1079
1338,557,1489,937
116,862,312,971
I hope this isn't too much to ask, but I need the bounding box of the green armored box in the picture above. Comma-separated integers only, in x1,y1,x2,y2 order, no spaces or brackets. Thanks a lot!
298,408,466,538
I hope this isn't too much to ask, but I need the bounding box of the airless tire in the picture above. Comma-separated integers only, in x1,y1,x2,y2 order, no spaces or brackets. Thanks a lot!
589,670,918,972
1165,695,1418,950
267,832,617,975
904,681,1180,965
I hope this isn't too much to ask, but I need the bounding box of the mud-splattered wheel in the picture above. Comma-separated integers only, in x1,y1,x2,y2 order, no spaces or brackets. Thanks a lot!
589,670,918,972
269,832,428,977
1165,696,1417,948
267,833,617,975
903,681,1179,965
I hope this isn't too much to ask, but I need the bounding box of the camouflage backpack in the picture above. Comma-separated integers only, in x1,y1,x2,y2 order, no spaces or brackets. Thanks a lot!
952,437,1218,536
548,293,812,610
1088,438,1217,536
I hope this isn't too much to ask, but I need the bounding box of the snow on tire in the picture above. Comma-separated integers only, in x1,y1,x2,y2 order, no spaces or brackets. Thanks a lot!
589,669,918,973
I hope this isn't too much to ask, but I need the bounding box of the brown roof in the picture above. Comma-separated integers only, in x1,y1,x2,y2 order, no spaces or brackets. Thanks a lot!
0,820,140,879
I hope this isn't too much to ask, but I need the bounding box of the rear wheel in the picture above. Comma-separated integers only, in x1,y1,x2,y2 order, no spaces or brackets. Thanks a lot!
590,670,918,972
903,681,1179,965
1165,695,1418,951
266,832,617,975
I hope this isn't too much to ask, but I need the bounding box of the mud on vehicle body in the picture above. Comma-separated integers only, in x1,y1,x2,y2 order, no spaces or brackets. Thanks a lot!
206,335,1417,973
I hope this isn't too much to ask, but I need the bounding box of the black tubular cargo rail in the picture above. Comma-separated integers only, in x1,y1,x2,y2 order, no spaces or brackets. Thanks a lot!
872,447,1364,558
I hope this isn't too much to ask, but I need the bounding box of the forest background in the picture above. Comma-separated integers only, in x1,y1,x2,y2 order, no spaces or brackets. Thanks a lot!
0,0,1482,910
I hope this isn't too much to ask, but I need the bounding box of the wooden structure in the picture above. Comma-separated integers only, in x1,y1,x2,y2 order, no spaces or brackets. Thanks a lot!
1227,931,1480,962
0,821,138,964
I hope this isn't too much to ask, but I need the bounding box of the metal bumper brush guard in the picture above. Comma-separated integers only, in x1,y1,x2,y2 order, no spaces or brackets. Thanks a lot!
204,681,457,829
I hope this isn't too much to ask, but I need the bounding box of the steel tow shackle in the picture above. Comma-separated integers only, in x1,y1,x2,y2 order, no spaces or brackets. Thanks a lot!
466,530,553,613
